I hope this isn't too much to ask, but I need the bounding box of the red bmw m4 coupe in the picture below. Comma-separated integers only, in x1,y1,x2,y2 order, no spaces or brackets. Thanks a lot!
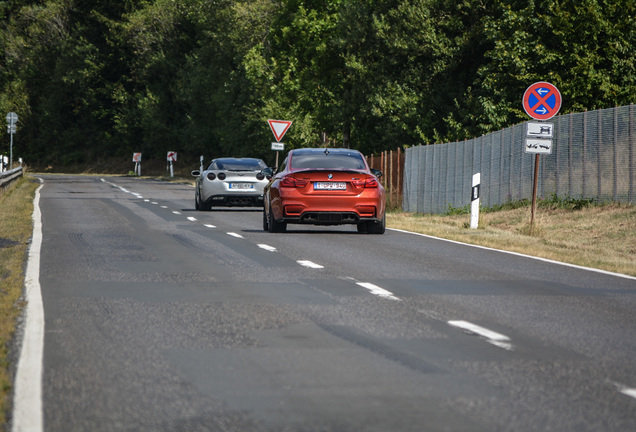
262,148,386,234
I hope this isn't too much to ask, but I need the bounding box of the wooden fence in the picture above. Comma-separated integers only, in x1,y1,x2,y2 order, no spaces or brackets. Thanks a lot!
366,148,405,210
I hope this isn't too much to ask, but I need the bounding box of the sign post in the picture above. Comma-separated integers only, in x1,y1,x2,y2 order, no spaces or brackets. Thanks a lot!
268,119,292,167
522,82,561,234
6,112,18,169
167,151,177,177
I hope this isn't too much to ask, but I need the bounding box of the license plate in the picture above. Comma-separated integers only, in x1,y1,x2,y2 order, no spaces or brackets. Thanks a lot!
229,183,253,189
314,182,346,190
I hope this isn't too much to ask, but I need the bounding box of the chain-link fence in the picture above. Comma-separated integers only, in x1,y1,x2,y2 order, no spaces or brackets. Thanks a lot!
403,104,636,214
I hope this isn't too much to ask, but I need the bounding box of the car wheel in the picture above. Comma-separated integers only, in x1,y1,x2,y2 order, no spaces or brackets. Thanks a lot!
195,190,201,210
367,212,386,234
262,208,269,231
268,205,287,233
200,201,212,211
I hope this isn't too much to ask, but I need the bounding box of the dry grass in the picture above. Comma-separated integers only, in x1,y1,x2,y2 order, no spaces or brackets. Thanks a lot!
388,202,636,277
0,176,38,427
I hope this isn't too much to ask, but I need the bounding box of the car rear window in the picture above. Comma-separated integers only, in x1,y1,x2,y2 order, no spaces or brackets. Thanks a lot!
290,151,366,170
210,159,266,171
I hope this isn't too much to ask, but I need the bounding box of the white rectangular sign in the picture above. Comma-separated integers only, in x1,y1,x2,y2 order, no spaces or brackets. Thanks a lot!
525,139,552,154
527,122,554,138
271,142,284,151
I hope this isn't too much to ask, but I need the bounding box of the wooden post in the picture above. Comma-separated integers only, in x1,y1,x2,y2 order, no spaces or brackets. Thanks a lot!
389,150,394,208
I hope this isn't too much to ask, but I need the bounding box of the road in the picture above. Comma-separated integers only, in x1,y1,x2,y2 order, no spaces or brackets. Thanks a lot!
13,174,636,432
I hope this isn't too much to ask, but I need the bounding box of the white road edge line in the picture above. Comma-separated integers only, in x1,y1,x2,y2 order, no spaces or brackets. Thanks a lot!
297,260,324,269
356,282,401,301
13,180,44,432
448,320,513,351
258,244,277,252
387,228,636,281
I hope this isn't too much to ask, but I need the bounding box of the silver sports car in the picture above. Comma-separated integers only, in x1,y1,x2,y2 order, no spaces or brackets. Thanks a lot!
192,157,269,210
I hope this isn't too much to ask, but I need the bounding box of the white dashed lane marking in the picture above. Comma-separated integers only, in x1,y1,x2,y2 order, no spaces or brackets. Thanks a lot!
448,320,513,351
297,260,324,269
621,388,636,399
611,382,636,400
258,244,277,252
356,282,400,301
227,232,244,239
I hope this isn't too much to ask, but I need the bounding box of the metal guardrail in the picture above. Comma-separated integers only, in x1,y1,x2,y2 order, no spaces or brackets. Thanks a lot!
0,167,23,194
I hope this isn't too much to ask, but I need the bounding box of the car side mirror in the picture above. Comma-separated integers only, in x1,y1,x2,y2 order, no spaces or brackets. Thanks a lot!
261,167,274,180
191,170,200,177
371,168,383,179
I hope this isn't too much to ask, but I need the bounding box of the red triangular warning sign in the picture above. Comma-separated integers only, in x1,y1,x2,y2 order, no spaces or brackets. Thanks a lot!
268,119,292,142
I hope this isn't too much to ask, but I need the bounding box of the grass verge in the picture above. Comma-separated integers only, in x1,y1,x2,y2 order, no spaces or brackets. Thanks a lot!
388,199,636,277
0,176,38,428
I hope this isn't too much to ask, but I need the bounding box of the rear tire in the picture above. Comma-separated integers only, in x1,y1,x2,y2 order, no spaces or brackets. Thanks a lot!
200,201,212,211
367,212,386,234
356,222,369,233
268,205,287,233
262,209,269,231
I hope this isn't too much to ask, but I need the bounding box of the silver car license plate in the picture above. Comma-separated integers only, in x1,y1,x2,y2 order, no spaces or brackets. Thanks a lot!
314,182,346,190
229,183,253,189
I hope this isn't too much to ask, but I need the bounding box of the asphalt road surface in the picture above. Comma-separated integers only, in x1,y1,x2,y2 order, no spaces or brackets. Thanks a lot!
13,174,636,432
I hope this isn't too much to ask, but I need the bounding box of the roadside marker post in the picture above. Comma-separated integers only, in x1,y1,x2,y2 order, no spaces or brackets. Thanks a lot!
132,153,142,176
470,173,481,229
522,82,561,234
167,151,177,177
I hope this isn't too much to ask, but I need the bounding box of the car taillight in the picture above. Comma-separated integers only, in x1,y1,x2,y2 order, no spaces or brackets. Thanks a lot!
280,176,308,188
207,172,216,180
217,172,226,180
353,177,378,188
365,177,379,188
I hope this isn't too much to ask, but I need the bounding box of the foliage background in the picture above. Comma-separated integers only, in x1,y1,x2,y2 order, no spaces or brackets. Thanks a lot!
1,0,634,171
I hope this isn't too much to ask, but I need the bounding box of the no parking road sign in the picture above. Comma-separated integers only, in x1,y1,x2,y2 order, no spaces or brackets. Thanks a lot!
522,82,561,120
